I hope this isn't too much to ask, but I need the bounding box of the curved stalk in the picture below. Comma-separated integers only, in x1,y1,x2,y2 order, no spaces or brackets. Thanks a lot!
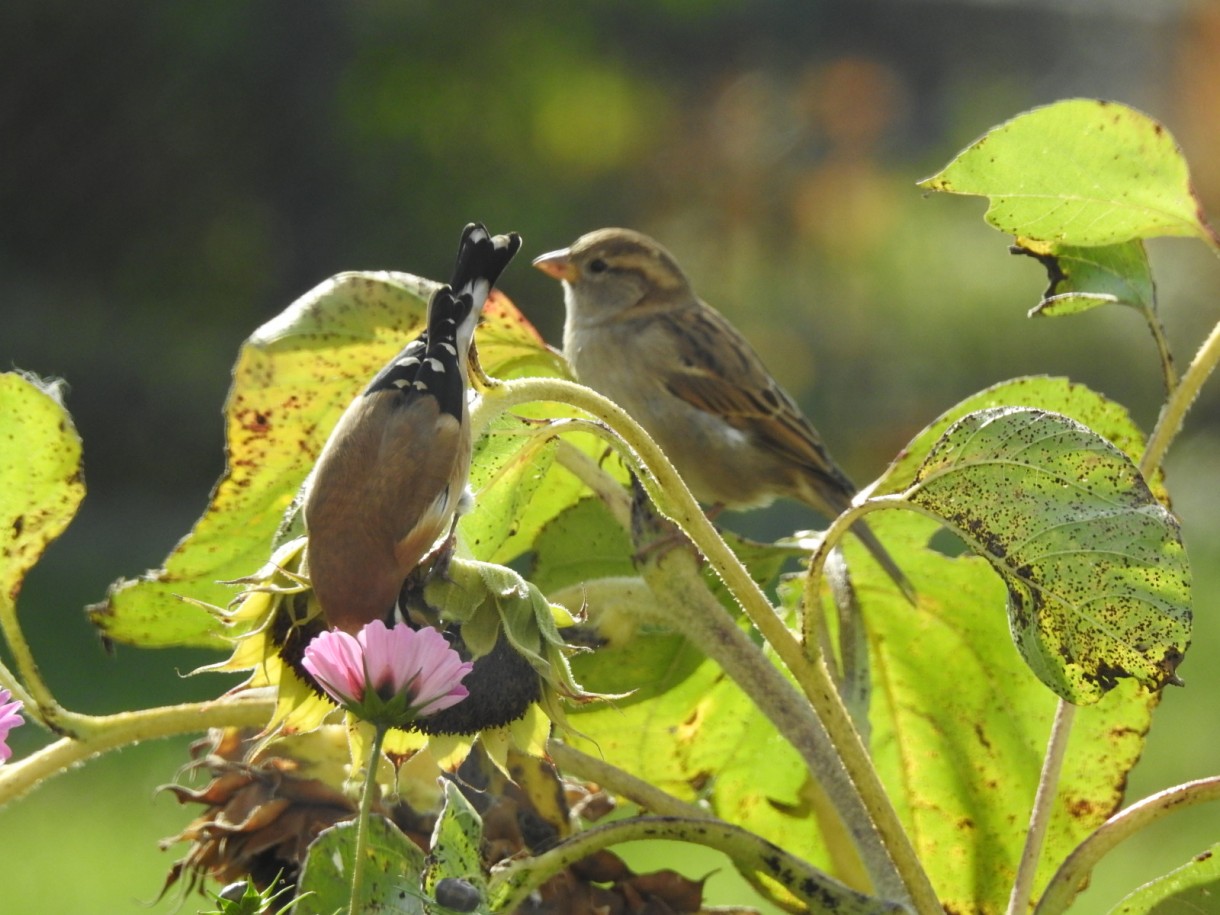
489,815,912,915
1035,775,1220,914
1142,305,1178,397
472,379,808,677
800,495,917,651
547,738,709,819
0,696,275,805
1141,318,1220,477
472,377,941,914
0,597,61,727
636,536,879,892
549,740,840,915
0,661,36,722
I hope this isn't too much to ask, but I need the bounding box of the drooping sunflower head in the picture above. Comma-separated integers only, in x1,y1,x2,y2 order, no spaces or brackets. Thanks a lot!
202,535,604,779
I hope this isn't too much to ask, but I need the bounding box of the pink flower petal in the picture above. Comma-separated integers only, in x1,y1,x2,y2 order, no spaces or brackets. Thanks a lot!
358,619,398,696
0,689,24,764
303,621,472,724
302,629,366,705
397,627,473,712
408,633,474,714
391,623,434,694
413,679,471,716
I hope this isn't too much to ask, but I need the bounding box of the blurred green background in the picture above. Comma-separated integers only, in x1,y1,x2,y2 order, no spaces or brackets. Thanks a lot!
4,1,1220,912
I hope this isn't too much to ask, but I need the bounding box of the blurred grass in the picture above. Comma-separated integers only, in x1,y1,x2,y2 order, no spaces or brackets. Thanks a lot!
1,738,203,914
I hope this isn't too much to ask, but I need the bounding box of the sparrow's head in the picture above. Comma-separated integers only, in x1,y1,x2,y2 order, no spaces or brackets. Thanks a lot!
533,227,692,323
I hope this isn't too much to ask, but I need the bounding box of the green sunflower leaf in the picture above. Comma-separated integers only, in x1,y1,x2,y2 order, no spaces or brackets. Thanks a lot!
920,98,1216,246
422,782,490,914
1014,238,1155,317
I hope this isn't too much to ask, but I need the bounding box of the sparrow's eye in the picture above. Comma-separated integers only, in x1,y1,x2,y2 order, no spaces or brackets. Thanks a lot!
587,258,608,274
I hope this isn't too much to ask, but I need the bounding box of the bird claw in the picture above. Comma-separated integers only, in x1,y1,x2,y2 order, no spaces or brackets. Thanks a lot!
628,475,703,568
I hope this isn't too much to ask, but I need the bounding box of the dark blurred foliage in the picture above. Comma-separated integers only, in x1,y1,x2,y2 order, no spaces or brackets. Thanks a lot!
4,0,1218,691
4,1,1220,909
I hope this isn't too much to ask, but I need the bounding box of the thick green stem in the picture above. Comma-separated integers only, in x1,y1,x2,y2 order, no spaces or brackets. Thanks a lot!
1035,775,1220,914
637,537,891,895
1006,700,1076,915
348,723,387,915
473,377,940,914
0,696,274,806
489,815,912,915
473,379,809,679
1141,318,1220,477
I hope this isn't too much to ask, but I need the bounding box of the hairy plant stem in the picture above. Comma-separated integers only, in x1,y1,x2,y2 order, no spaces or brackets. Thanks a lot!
636,538,877,894
1006,701,1076,915
473,377,941,915
0,596,66,731
799,496,916,650
0,661,34,716
547,733,829,910
348,723,387,915
0,696,275,805
1035,775,1220,913
547,738,709,819
1141,317,1220,477
489,815,913,915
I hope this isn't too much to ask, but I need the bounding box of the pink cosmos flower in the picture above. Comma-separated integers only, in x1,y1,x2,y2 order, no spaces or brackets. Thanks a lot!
302,621,472,727
0,689,24,763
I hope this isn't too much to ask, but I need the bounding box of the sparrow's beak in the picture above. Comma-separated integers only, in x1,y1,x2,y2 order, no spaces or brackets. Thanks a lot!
532,248,577,282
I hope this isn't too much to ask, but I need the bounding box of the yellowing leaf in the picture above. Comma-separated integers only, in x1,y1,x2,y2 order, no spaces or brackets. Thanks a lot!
835,510,1156,913
89,274,552,649
0,373,84,624
466,415,562,564
476,294,568,381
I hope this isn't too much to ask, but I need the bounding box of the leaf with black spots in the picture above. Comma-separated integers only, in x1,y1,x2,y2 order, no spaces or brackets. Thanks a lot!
904,406,1190,703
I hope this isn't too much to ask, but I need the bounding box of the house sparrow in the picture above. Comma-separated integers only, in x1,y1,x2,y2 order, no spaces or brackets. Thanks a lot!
533,227,914,602
304,224,522,632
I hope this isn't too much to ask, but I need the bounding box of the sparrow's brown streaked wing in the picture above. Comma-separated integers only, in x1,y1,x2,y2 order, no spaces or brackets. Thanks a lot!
655,304,858,508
